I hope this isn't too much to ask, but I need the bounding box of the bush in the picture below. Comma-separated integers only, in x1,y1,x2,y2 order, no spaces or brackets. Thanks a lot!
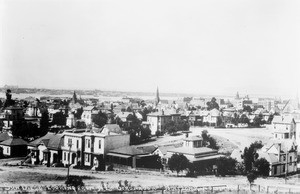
65,175,84,191
107,164,114,171
216,157,237,176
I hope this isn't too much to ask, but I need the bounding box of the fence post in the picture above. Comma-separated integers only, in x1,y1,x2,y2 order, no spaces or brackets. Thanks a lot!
237,185,239,192
162,189,164,194
179,188,182,194
258,185,260,192
266,186,269,193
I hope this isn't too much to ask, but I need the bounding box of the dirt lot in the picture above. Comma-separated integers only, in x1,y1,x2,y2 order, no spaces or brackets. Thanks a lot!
143,126,273,153
0,163,300,193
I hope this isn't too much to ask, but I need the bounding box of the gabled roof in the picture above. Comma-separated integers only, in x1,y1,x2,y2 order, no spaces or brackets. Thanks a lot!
0,138,27,146
272,115,295,124
99,124,123,135
28,133,64,150
0,132,11,142
257,152,279,164
157,144,181,155
47,134,64,150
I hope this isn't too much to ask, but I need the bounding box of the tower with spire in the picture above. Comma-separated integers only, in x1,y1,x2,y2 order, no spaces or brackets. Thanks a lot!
155,87,160,105
72,91,77,104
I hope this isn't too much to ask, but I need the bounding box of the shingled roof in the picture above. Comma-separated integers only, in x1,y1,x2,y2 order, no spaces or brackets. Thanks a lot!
0,138,27,146
28,133,64,150
0,132,11,142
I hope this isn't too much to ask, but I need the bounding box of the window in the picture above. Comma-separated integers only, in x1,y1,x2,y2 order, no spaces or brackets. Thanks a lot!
283,155,286,161
68,138,72,146
64,152,66,160
274,166,277,175
99,140,101,149
85,154,90,162
290,156,292,162
77,140,79,149
86,139,90,148
283,165,285,172
7,147,9,154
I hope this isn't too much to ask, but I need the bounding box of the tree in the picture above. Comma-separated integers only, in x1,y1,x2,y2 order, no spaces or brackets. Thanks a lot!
177,119,190,131
168,153,189,176
201,130,219,150
242,141,263,173
140,126,151,140
252,114,263,127
74,107,83,119
247,172,258,190
65,175,84,191
92,111,108,128
254,158,270,177
165,120,177,135
11,121,28,138
40,111,50,136
243,105,252,113
206,97,219,110
216,157,237,176
238,114,249,124
51,111,67,126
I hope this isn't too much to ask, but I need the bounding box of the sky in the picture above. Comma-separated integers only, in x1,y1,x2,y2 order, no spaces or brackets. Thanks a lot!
1,0,300,98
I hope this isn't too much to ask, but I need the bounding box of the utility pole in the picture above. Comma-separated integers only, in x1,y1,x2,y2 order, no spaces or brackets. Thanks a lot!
285,151,288,183
66,142,72,183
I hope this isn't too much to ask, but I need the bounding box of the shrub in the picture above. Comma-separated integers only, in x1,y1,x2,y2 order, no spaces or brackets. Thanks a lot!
107,164,114,171
216,157,237,176
65,175,84,191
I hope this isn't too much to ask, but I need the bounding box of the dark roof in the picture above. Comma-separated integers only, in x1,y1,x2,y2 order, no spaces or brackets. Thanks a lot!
0,138,27,146
109,146,145,156
29,133,64,150
47,134,64,150
0,132,11,142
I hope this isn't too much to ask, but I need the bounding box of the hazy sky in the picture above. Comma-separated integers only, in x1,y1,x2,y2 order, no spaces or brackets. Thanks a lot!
1,0,300,98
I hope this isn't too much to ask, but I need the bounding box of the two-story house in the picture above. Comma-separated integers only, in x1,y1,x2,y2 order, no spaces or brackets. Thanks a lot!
83,125,130,170
0,106,24,129
61,125,130,170
272,115,296,140
147,110,181,135
257,139,297,176
61,130,85,167
81,106,98,126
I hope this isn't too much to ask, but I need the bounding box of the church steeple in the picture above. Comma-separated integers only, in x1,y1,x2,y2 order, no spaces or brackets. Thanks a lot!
72,91,77,103
155,87,160,105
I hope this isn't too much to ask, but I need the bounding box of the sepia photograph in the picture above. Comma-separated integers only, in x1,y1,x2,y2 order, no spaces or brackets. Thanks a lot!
0,0,300,193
